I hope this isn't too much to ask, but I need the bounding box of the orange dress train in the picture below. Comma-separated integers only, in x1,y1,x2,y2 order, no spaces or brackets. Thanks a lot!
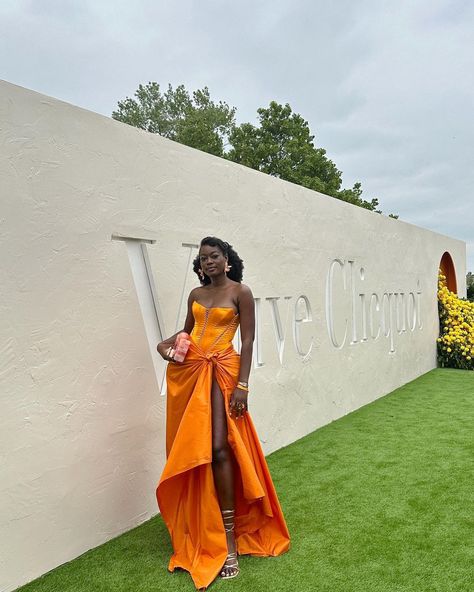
156,301,290,589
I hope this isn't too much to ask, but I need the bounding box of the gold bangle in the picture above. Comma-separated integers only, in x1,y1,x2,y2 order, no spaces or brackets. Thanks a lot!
237,384,249,392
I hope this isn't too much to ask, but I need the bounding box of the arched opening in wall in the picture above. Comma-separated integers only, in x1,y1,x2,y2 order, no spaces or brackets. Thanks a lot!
439,251,457,294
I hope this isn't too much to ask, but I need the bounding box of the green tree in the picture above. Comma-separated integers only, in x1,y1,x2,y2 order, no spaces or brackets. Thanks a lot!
467,272,474,302
228,101,397,216
227,102,341,196
112,82,236,157
112,85,396,216
336,182,381,213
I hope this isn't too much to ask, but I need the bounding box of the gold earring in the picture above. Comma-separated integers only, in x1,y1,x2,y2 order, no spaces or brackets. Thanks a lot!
225,263,231,273
198,268,205,280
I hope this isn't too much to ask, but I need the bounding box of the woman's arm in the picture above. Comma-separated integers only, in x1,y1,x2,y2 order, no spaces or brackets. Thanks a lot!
230,285,255,418
156,290,197,361
237,285,255,383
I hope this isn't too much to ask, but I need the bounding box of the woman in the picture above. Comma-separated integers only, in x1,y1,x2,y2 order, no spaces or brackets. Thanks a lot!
156,237,290,589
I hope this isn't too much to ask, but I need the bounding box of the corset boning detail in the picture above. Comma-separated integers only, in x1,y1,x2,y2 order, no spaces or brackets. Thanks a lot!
190,301,239,353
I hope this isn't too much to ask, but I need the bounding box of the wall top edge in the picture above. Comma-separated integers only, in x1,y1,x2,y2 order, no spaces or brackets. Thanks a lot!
0,79,466,251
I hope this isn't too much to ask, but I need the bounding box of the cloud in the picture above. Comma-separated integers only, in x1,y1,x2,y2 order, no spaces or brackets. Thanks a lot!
1,0,473,272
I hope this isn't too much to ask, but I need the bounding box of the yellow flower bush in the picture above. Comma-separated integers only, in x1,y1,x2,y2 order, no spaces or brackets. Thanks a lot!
437,271,474,370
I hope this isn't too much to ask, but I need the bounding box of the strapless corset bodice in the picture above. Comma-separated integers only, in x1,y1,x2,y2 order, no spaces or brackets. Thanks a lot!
190,301,239,352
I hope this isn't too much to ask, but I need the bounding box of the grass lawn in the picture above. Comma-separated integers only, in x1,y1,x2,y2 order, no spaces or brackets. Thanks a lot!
16,368,474,592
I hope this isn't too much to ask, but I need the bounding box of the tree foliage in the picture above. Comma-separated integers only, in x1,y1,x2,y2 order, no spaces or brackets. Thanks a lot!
112,84,397,216
112,82,236,157
467,272,474,302
227,102,341,196
227,101,397,216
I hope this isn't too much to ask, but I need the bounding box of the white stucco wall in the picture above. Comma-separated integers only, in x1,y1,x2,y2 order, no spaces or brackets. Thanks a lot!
0,80,466,592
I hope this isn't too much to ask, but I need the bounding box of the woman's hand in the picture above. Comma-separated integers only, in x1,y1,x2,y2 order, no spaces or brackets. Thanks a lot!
229,387,248,420
157,342,176,362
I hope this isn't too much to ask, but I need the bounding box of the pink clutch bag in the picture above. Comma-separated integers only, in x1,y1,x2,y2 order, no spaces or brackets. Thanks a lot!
173,332,191,362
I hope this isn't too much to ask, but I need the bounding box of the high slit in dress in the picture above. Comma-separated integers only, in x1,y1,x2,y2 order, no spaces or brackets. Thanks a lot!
156,301,290,589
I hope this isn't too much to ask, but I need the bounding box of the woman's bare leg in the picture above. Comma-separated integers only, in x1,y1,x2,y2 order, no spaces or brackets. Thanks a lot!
211,378,238,577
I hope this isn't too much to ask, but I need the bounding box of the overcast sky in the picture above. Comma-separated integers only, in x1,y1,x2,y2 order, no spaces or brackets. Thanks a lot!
1,0,473,274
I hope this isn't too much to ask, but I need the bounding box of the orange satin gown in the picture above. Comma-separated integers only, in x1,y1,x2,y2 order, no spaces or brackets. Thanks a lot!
156,301,290,589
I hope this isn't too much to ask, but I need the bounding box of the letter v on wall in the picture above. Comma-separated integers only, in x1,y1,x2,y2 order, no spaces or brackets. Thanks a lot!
112,235,198,395
266,296,293,365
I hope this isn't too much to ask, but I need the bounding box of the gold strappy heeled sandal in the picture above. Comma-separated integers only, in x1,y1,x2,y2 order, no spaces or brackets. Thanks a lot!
220,509,240,579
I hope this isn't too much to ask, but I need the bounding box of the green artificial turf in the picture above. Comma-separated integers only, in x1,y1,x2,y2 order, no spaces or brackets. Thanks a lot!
17,368,473,592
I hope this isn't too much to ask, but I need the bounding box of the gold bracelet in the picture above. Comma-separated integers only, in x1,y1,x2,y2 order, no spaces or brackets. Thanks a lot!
237,383,249,392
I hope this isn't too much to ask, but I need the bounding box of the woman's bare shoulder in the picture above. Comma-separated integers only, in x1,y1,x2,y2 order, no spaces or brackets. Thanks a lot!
234,282,253,301
188,286,206,303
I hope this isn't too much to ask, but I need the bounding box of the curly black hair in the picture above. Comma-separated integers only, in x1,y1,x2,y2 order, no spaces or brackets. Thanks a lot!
193,237,244,285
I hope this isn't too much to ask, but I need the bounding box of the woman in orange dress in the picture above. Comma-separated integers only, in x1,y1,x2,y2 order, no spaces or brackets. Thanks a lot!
156,236,290,589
